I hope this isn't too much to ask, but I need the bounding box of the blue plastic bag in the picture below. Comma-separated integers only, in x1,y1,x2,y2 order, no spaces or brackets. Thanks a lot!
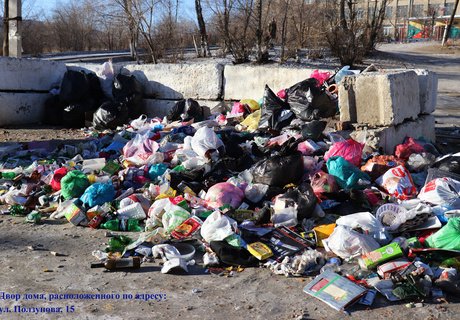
80,183,116,208
148,163,168,180
326,156,370,190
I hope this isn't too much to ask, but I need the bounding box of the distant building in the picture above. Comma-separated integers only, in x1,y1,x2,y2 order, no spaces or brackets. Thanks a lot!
363,0,460,40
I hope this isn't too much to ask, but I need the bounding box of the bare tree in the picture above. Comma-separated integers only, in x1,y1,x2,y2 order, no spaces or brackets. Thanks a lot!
195,0,211,57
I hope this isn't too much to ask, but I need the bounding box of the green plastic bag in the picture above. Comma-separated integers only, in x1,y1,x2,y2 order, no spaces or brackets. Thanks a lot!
60,170,90,200
326,156,370,190
426,217,460,250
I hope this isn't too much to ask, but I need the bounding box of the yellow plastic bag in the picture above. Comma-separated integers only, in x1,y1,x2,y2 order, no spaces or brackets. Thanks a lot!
240,109,261,132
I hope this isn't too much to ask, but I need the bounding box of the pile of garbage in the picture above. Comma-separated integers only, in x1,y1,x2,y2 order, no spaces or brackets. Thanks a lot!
1,65,460,312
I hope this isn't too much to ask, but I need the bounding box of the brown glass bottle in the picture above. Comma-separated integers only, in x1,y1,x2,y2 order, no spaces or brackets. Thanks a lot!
103,257,141,270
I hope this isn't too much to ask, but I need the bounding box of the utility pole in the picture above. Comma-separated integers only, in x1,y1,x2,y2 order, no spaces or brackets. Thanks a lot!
2,0,9,56
7,0,22,58
442,0,459,46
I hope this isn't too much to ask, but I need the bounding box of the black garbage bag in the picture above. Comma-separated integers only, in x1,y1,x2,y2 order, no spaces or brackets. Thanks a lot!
87,72,105,104
252,152,303,187
286,78,337,121
210,241,259,267
42,95,64,125
62,103,86,128
167,98,204,122
59,70,92,104
259,85,295,130
280,183,318,221
432,155,460,175
301,120,327,141
93,101,129,129
167,168,205,190
112,73,143,118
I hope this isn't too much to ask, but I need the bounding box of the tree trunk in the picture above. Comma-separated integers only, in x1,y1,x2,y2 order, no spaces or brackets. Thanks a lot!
195,0,211,57
3,0,9,56
255,0,264,62
442,0,460,46
280,0,289,62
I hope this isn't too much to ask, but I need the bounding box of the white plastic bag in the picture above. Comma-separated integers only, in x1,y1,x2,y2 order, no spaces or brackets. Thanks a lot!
200,211,236,243
97,60,114,99
324,225,380,259
122,132,159,166
190,126,224,160
336,212,390,244
418,177,460,205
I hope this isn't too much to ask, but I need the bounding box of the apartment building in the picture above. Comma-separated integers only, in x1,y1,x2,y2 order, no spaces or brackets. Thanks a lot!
369,0,460,40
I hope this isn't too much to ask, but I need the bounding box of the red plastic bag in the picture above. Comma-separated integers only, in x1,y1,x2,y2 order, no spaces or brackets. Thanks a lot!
310,70,331,86
50,167,68,191
324,139,364,167
395,137,424,160
376,165,417,200
311,171,338,199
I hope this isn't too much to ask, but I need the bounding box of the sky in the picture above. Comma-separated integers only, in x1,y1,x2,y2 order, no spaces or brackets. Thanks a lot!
28,0,197,20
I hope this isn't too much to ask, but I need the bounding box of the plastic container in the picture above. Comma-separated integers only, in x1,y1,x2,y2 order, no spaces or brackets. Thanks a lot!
116,202,146,220
164,243,196,261
376,203,407,231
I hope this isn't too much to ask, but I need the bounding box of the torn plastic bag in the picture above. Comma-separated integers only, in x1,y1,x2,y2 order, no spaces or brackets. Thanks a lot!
407,152,436,172
167,98,203,122
361,155,405,181
200,211,236,243
285,78,337,121
311,171,338,199
431,152,460,175
93,100,129,130
395,137,425,160
376,165,417,200
324,225,380,259
259,85,294,130
425,217,460,250
326,156,370,190
204,182,244,209
190,126,224,160
122,132,160,166
418,177,460,205
110,72,143,119
80,183,116,208
210,241,259,267
324,139,364,167
301,120,327,141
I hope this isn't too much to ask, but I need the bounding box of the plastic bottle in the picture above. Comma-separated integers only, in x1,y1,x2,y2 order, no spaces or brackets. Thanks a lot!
106,235,133,252
320,257,342,273
116,202,146,220
101,219,142,232
91,257,141,270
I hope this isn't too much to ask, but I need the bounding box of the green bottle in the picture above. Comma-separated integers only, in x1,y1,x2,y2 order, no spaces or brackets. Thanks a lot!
106,236,133,252
1,172,16,179
101,219,142,232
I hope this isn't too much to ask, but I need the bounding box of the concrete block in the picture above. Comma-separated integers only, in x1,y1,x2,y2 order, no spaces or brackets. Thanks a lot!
339,70,421,126
126,63,224,100
224,65,332,100
414,70,438,114
0,92,50,127
143,99,225,118
351,117,430,154
0,57,67,91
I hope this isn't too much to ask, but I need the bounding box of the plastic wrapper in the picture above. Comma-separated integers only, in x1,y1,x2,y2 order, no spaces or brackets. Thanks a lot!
324,139,363,167
310,171,338,199
376,165,417,200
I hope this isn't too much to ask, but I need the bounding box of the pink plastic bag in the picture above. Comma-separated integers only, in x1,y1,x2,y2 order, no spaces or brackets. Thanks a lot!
123,133,159,166
311,171,338,199
310,70,331,86
277,89,287,100
204,182,244,209
395,137,425,160
324,139,364,167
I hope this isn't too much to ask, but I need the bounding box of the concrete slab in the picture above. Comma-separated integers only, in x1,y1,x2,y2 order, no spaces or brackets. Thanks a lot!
339,70,421,126
224,65,331,100
0,57,67,91
126,63,224,100
0,92,50,126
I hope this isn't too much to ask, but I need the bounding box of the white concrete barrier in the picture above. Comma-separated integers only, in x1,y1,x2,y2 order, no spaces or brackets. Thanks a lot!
224,65,331,100
0,92,50,126
0,57,66,91
339,71,421,126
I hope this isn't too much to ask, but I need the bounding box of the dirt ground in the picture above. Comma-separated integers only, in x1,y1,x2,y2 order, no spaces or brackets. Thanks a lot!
1,42,460,320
